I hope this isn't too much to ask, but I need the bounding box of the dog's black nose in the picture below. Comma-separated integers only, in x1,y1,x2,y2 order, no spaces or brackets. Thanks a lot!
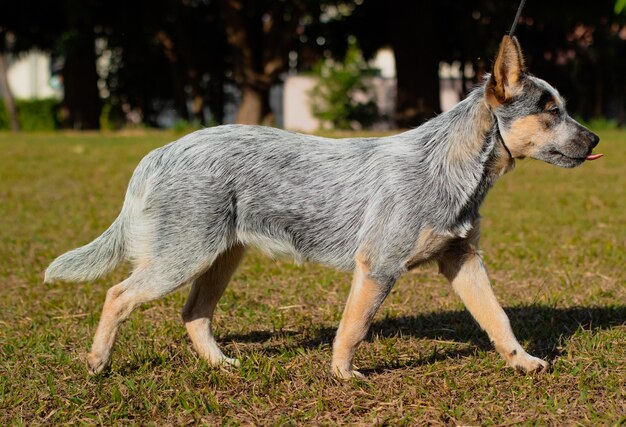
590,133,600,148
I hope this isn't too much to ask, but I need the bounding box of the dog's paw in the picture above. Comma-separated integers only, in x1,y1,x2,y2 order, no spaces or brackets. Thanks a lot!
87,352,111,375
332,366,366,380
507,350,549,374
205,353,241,368
221,357,240,368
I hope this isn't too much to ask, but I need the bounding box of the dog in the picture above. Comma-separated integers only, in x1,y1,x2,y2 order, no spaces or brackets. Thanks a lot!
45,36,601,379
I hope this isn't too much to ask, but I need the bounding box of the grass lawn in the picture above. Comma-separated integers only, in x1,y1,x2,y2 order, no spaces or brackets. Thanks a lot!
1,129,625,425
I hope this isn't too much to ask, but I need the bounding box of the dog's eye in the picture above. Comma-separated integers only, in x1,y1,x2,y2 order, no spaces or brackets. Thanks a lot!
547,106,560,115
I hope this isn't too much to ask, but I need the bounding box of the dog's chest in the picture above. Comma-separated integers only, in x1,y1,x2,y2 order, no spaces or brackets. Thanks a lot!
403,227,462,270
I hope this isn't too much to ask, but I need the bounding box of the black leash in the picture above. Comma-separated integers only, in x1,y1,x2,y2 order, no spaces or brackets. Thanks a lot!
509,0,527,37
495,0,528,160
495,126,513,159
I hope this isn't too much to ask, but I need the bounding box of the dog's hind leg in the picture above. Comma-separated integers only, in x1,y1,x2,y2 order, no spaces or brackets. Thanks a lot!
332,256,395,380
87,266,184,374
181,244,244,367
438,250,549,373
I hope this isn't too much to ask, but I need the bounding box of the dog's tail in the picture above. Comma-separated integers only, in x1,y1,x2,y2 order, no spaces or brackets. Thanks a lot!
44,215,126,283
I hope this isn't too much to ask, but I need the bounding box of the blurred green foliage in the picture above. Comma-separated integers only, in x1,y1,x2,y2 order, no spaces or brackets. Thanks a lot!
579,117,621,130
0,98,59,131
0,102,8,130
309,40,381,130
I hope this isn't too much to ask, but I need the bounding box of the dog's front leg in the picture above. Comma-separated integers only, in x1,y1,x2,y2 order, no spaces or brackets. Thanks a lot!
332,257,395,379
438,251,548,373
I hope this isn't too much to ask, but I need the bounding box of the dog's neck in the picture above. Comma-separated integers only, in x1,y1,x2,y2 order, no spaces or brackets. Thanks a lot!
487,113,516,178
392,86,518,232
446,86,516,179
434,85,516,179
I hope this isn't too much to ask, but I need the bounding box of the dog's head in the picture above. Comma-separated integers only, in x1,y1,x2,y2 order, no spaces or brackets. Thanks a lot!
485,36,601,168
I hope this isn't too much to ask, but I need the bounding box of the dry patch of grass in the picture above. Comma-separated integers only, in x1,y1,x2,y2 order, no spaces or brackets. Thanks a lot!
0,130,625,425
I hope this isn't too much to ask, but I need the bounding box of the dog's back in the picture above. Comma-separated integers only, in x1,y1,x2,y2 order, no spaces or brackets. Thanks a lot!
47,92,500,286
126,125,380,272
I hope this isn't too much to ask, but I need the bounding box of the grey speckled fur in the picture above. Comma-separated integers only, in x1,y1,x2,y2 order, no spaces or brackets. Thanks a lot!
45,85,506,288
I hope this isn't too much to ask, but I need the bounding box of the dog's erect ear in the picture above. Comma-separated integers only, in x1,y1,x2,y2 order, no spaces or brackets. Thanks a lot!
487,35,526,105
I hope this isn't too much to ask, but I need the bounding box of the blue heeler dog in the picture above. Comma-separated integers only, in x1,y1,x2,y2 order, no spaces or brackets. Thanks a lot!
46,36,601,379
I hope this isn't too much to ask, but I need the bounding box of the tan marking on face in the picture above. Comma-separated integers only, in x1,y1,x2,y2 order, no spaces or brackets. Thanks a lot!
405,227,452,270
544,99,557,110
502,115,555,158
555,96,564,108
541,94,564,113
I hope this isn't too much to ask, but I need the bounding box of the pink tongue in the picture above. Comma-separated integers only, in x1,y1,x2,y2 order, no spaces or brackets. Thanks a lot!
586,153,604,160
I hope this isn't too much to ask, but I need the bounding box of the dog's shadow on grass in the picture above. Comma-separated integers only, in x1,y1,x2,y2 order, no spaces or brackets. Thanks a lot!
222,305,626,371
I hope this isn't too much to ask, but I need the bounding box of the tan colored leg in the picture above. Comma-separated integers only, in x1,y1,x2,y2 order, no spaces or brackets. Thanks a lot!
439,252,548,373
332,257,394,379
87,273,154,374
181,244,244,367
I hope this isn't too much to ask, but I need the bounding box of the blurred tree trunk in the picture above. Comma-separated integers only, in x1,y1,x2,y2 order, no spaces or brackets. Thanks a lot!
238,85,272,124
61,1,101,130
390,0,440,127
208,59,226,125
220,0,302,125
0,53,19,131
156,30,190,122
172,7,203,123
62,35,101,129
188,77,205,124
